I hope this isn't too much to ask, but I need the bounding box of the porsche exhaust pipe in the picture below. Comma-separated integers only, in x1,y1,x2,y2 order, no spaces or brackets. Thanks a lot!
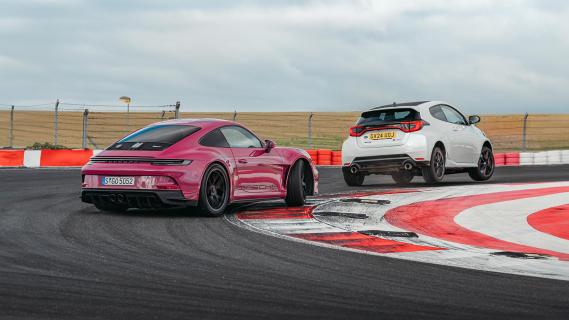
117,193,126,204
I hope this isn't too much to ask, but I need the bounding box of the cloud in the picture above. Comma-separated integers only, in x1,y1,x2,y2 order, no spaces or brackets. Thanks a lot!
0,0,568,113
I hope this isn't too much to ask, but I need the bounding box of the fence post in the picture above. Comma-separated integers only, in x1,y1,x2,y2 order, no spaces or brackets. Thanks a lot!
82,109,89,149
307,112,313,150
175,101,180,119
233,110,237,121
54,99,60,145
522,113,529,151
9,105,14,148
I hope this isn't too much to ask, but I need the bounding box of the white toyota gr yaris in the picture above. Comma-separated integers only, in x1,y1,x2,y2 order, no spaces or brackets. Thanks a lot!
341,101,494,185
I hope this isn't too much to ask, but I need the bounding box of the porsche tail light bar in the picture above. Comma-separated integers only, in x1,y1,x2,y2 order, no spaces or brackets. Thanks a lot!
349,120,429,137
88,157,192,166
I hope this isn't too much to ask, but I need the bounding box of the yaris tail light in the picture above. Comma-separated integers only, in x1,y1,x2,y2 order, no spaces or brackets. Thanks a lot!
349,120,429,136
399,120,428,132
349,126,365,137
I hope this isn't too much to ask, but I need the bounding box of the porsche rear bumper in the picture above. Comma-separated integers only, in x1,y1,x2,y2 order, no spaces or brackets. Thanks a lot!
81,189,198,209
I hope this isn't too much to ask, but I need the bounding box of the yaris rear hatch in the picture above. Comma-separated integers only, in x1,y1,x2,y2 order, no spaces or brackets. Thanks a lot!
350,108,426,148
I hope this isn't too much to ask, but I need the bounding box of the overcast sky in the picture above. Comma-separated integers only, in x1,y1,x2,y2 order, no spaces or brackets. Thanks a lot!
1,0,568,113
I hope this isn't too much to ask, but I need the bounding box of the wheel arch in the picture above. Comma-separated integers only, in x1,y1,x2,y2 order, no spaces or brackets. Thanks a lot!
200,160,233,202
284,157,314,196
433,141,446,157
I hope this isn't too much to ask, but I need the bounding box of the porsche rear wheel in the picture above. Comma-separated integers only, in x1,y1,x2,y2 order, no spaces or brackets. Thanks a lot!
285,161,308,206
199,163,230,217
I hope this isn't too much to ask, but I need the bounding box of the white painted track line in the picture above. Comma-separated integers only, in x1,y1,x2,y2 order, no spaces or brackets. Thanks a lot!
455,192,569,254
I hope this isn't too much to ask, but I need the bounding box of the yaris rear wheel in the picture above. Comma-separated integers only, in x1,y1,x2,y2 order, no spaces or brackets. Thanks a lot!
199,163,230,216
468,146,495,181
422,146,446,184
342,167,365,186
391,171,414,185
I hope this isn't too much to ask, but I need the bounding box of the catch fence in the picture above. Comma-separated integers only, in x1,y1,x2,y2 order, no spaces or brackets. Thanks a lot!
1,102,568,152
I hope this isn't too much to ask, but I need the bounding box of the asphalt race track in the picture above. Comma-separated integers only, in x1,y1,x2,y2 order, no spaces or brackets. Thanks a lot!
2,166,569,319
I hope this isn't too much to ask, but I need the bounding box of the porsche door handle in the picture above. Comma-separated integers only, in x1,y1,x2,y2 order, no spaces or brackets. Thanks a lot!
238,159,248,164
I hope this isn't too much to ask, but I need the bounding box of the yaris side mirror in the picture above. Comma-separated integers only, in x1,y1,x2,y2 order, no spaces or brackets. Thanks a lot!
468,115,481,125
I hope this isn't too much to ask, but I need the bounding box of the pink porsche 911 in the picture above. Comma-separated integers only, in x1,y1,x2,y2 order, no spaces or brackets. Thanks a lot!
81,119,318,216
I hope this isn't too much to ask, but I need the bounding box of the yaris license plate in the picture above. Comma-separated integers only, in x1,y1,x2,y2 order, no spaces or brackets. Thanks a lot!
101,176,135,186
368,131,396,140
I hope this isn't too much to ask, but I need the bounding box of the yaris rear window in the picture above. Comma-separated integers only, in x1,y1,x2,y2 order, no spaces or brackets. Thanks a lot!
358,108,420,126
107,125,200,151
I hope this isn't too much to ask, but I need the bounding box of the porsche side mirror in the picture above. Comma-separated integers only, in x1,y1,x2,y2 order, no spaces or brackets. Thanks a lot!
468,115,481,125
264,139,276,152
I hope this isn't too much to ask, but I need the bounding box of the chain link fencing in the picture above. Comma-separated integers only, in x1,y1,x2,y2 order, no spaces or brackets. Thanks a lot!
0,102,178,149
1,102,568,152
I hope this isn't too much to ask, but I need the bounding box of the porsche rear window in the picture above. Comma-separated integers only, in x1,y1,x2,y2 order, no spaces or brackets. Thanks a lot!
108,125,200,151
358,108,420,126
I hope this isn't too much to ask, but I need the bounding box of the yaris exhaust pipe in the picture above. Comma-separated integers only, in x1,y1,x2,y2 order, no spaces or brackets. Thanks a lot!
350,164,360,174
403,161,414,171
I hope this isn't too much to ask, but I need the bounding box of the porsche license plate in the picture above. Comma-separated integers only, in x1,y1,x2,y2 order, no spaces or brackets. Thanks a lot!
368,131,396,140
102,176,135,186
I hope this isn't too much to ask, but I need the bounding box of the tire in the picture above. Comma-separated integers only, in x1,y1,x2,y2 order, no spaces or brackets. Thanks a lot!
391,171,414,185
422,146,446,184
468,146,495,181
342,167,365,186
285,161,308,206
199,163,230,217
94,202,127,213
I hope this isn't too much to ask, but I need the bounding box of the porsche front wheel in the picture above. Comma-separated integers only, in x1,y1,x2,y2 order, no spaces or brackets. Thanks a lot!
285,161,308,206
199,163,230,216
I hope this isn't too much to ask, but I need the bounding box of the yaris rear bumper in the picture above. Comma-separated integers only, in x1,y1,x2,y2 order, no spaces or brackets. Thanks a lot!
343,154,430,175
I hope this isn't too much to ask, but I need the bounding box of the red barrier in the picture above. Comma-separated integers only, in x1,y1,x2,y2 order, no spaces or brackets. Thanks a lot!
317,149,332,165
494,153,506,166
332,151,342,165
0,150,25,166
39,149,93,167
505,152,520,166
306,149,318,163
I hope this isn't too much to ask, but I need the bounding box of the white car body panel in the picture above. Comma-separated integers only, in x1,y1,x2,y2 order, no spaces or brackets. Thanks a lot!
342,101,491,169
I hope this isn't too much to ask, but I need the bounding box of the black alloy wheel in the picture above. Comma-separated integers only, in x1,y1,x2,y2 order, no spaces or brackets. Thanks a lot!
468,146,495,181
285,161,309,206
342,167,365,186
422,146,446,183
391,170,414,185
199,164,230,216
